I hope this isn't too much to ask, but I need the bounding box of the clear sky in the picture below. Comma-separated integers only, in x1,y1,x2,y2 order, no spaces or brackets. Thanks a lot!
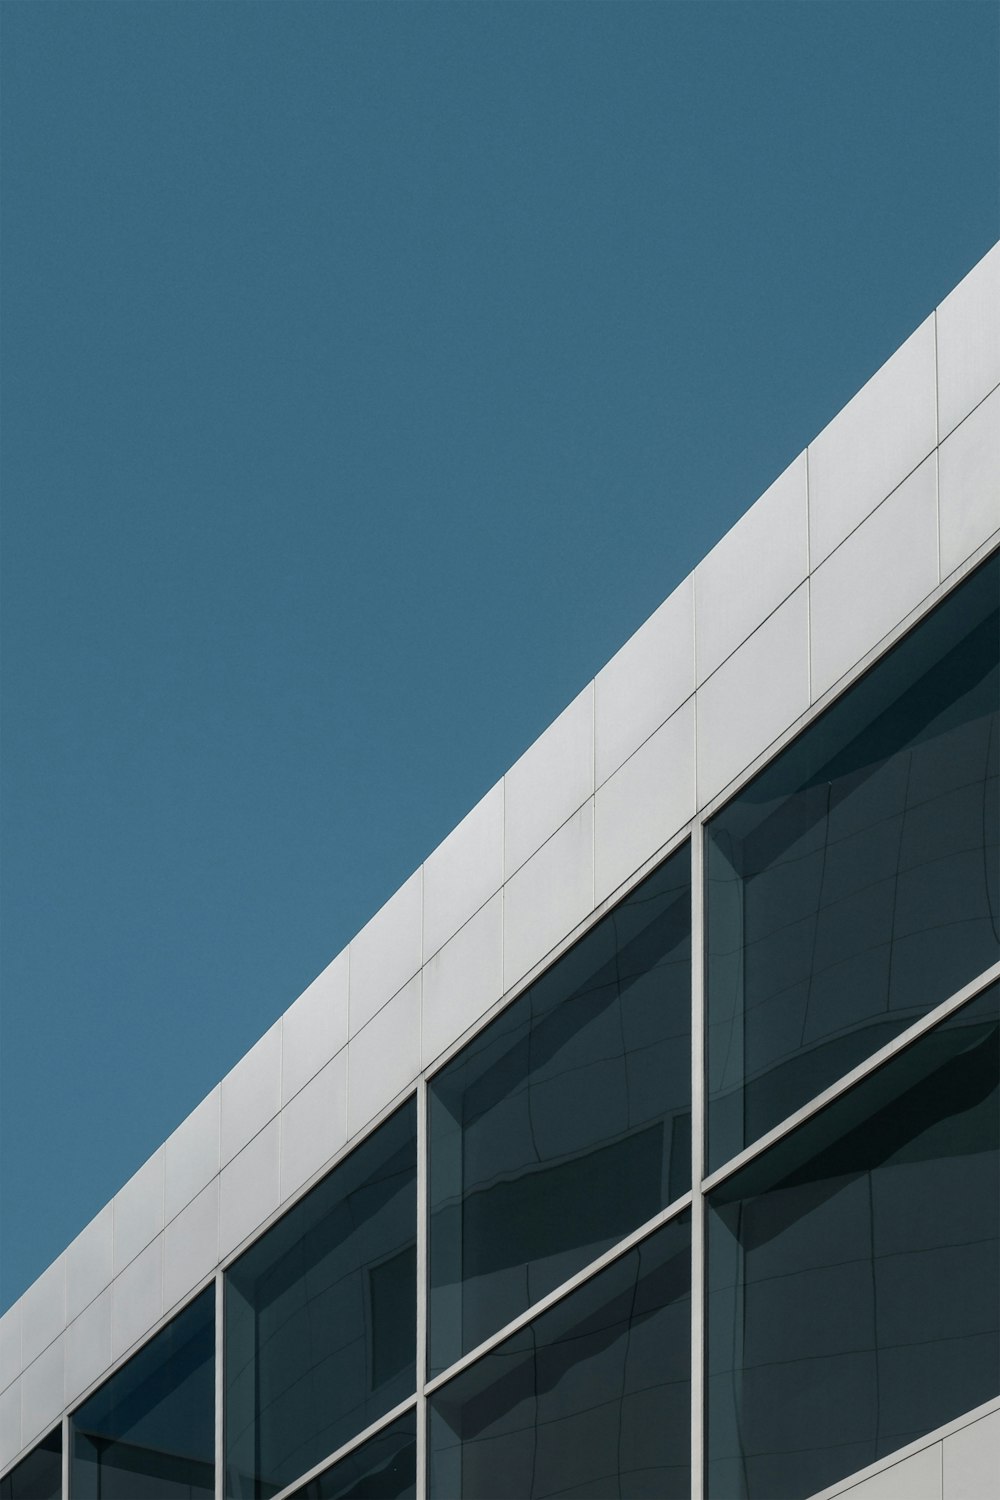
1,1,997,1313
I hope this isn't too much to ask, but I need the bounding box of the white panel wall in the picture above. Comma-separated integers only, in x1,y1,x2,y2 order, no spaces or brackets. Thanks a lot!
936,240,1000,441
595,575,693,786
808,314,937,568
809,1397,1000,1500
349,870,422,1034
2,239,998,1476
64,1205,113,1326
281,951,349,1105
694,452,808,684
504,684,594,878
939,384,1000,582
422,782,503,961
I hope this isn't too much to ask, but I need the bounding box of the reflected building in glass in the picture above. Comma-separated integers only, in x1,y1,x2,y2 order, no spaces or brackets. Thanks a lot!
2,246,998,1500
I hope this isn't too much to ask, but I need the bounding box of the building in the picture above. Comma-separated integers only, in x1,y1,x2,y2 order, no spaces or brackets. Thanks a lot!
1,243,998,1500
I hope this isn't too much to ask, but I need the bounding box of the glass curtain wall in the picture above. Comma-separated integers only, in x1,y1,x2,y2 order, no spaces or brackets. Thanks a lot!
225,1101,417,1500
429,1214,691,1500
0,1429,60,1500
283,1413,417,1500
429,845,691,1375
71,1286,214,1499
706,550,999,1170
706,985,999,1500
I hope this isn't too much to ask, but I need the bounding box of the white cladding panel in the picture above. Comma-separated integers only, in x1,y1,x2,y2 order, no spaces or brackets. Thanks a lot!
936,241,1000,441
218,1117,280,1262
503,801,594,991
595,574,694,787
348,868,423,1036
346,974,420,1138
19,1257,64,1371
421,891,503,1070
111,1237,162,1364
0,1305,20,1395
19,1337,63,1452
280,950,349,1106
164,1086,221,1226
808,314,937,568
696,582,810,804
809,1399,1000,1500
422,780,504,962
939,385,1000,582
64,1288,112,1411
163,1180,219,1314
943,1407,1000,1499
695,451,808,684
504,684,594,878
594,698,694,904
64,1204,113,1328
810,454,939,699
279,1047,349,1202
220,1021,281,1169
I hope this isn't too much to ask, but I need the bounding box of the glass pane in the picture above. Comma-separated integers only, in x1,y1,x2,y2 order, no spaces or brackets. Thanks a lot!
71,1286,214,1500
284,1414,416,1500
0,1427,61,1500
707,985,1000,1500
429,1213,691,1500
707,551,1000,1169
429,845,691,1375
225,1100,417,1499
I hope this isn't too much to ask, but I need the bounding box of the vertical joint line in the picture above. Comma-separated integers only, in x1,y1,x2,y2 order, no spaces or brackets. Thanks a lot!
805,445,813,705
61,1412,70,1500
933,309,942,583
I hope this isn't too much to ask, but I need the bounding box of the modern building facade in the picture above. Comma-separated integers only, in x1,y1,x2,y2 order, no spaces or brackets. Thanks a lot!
1,242,998,1500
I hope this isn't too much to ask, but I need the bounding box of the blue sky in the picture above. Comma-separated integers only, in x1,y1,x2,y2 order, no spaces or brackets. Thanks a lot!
1,1,997,1312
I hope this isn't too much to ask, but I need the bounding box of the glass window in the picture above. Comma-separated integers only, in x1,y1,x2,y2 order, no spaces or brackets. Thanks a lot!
429,845,691,1375
706,552,999,1169
225,1100,416,1499
707,984,1000,1500
429,1213,690,1500
0,1427,60,1500
284,1413,416,1500
72,1285,214,1499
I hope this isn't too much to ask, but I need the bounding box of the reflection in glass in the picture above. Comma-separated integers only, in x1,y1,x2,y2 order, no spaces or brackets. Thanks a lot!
707,551,999,1168
71,1286,214,1499
707,986,1000,1500
225,1101,416,1499
0,1427,61,1500
429,845,691,1374
430,1214,690,1500
284,1413,416,1500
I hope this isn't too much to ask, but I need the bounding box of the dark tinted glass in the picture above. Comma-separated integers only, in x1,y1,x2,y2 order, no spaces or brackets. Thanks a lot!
429,845,691,1374
0,1427,60,1500
71,1286,214,1499
226,1101,417,1499
707,552,1000,1168
707,985,1000,1500
429,1214,691,1500
284,1414,416,1500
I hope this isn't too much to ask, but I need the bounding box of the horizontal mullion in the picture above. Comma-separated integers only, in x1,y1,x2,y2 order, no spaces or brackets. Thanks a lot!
423,1189,693,1398
266,1394,418,1500
701,959,1000,1197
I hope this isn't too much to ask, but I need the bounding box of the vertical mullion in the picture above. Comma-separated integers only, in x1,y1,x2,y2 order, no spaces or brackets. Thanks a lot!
215,1268,225,1500
690,820,706,1500
61,1412,69,1500
415,1075,429,1500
